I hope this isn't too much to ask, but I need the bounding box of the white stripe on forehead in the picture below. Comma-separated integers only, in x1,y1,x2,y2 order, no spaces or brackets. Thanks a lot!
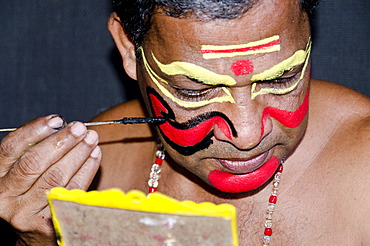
201,35,281,59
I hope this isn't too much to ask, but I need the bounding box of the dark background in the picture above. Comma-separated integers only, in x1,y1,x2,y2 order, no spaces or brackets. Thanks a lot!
0,1,369,129
0,0,369,244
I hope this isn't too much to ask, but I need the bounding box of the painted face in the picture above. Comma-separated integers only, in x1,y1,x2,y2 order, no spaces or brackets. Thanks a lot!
137,0,311,193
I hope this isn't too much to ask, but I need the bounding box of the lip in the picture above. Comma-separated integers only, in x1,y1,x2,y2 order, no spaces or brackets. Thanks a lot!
215,150,270,174
208,155,280,193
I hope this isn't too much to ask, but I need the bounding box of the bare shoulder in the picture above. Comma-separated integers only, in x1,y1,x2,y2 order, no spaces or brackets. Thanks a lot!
309,79,369,168
308,79,370,239
310,79,370,117
89,99,157,190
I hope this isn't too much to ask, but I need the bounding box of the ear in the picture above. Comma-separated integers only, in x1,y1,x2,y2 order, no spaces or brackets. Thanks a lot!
108,13,137,80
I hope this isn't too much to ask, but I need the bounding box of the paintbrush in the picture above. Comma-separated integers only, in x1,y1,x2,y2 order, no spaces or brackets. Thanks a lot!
0,117,166,132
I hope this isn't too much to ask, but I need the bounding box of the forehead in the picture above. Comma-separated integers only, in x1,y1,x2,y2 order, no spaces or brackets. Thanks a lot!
144,0,308,62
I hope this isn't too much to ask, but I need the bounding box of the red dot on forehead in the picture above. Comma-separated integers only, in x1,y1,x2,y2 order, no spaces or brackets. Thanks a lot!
231,60,254,76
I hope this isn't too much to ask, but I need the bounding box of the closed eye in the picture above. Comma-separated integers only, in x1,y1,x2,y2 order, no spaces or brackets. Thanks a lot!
257,72,300,89
171,86,220,101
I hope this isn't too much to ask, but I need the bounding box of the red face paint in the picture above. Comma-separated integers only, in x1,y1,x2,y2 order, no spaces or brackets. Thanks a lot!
260,90,309,139
208,156,280,193
208,91,308,192
201,38,281,55
148,88,236,156
231,60,254,76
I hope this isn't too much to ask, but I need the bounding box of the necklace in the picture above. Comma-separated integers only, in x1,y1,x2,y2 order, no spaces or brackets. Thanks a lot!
147,148,165,193
262,161,284,245
147,149,284,246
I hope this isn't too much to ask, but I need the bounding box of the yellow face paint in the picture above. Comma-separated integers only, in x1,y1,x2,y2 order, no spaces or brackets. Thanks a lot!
250,38,312,99
201,35,281,59
151,52,236,86
140,47,235,108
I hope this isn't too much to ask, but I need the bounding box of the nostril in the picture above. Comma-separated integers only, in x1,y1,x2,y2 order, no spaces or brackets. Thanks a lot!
213,118,267,150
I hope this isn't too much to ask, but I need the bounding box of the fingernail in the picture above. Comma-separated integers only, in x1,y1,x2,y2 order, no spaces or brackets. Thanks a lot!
84,130,98,145
90,146,101,158
48,115,66,130
70,122,86,137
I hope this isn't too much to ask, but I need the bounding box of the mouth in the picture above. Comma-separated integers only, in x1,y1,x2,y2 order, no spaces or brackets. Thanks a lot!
215,150,270,174
208,151,280,193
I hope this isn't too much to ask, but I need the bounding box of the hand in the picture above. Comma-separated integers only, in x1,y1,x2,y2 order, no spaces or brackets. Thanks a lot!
0,115,101,245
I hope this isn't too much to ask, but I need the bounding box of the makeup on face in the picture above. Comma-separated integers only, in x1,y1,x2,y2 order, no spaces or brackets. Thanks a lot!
201,35,281,77
148,87,237,156
140,47,235,108
143,32,310,192
231,59,254,76
250,38,312,99
138,2,313,194
200,35,281,59
152,52,236,86
143,35,311,148
208,88,309,193
262,89,309,129
208,155,280,193
143,36,311,109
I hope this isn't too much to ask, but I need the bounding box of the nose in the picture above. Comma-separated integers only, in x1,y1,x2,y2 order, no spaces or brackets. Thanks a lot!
213,102,272,150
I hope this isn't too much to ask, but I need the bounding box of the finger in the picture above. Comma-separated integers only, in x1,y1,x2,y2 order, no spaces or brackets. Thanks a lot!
1,122,88,195
66,145,101,190
0,115,66,176
13,131,100,221
32,130,99,194
19,146,100,234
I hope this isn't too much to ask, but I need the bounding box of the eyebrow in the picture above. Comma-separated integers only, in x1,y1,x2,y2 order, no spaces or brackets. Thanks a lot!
201,35,281,59
250,40,312,99
139,47,235,108
151,52,236,86
250,49,308,82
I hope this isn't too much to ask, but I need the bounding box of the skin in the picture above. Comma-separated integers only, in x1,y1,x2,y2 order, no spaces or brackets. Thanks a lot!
0,0,369,245
135,0,311,194
0,116,101,245
104,0,370,244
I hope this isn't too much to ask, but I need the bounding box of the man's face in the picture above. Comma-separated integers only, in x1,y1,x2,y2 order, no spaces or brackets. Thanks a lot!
137,0,311,193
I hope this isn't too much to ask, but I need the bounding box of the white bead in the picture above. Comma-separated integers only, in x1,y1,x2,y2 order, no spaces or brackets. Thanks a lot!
266,211,273,220
265,220,273,228
263,236,271,244
274,172,281,181
156,150,165,159
267,204,275,212
151,164,161,172
148,179,159,188
150,172,160,180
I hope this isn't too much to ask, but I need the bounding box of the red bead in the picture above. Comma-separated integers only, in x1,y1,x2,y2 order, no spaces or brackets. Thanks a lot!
264,228,273,236
155,158,163,165
149,187,157,193
269,195,277,204
278,164,284,173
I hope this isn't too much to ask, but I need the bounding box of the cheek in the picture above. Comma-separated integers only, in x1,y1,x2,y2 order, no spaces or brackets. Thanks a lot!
147,87,236,156
260,90,309,138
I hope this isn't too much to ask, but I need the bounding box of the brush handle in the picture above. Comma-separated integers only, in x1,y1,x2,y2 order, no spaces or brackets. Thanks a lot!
0,117,166,132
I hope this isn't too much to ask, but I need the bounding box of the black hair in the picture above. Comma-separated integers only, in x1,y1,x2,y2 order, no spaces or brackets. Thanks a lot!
113,0,319,47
